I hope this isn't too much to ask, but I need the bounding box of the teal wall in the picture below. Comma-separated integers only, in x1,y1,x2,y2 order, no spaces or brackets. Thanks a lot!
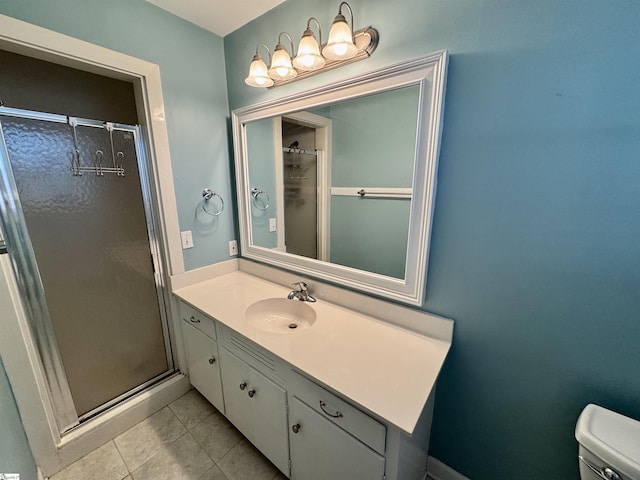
324,87,418,278
330,196,409,278
225,1,640,479
246,118,278,248
328,86,418,188
0,1,638,479
0,357,37,478
0,0,235,271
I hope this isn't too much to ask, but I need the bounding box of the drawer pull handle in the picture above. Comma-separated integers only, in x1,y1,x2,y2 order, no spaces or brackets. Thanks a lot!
319,400,343,418
208,357,216,364
189,315,201,323
248,389,256,398
239,382,247,390
292,423,301,434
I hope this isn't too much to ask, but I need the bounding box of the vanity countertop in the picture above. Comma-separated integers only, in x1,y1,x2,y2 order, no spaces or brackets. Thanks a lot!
174,271,451,435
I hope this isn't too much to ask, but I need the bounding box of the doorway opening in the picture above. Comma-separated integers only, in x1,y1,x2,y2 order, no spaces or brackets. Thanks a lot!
274,112,332,261
0,19,185,472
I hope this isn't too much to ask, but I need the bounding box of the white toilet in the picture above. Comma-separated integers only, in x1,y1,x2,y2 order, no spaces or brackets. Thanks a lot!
576,404,640,480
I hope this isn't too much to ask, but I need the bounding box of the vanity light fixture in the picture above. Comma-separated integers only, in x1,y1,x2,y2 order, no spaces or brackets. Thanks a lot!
244,44,274,87
244,1,378,88
293,18,326,71
268,33,297,80
322,2,358,61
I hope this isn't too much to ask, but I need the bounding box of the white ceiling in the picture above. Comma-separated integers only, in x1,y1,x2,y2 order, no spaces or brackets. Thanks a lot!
146,0,286,37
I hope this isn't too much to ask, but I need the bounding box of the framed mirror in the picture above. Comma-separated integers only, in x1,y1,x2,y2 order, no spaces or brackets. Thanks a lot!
232,52,448,306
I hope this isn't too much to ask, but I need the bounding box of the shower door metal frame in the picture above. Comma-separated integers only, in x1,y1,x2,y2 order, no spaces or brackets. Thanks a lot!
0,106,175,434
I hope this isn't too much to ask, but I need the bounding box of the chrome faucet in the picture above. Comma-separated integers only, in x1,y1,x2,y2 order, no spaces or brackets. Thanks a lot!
287,281,316,302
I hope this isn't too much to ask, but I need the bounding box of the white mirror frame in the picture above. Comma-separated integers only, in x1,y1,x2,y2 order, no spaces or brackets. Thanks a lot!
232,51,448,306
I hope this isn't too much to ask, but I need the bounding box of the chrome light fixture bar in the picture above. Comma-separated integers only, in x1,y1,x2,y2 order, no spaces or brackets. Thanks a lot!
245,2,379,88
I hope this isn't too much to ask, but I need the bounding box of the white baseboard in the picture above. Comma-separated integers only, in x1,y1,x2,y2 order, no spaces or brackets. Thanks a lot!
427,456,470,480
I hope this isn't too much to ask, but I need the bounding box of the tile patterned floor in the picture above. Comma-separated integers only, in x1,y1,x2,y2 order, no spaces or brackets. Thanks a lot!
50,390,288,480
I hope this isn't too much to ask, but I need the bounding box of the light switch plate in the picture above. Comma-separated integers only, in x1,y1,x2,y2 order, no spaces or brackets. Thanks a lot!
269,217,277,232
181,230,193,249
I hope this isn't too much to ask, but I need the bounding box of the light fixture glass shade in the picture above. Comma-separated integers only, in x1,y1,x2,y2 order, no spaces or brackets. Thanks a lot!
293,29,326,71
245,54,274,87
268,44,297,80
322,14,358,60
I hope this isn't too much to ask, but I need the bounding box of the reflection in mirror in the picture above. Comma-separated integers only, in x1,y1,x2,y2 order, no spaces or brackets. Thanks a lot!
246,86,421,279
281,119,319,260
234,53,448,305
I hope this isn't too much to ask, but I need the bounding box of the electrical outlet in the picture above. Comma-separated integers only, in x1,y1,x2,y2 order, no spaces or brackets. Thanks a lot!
229,240,238,256
269,217,277,232
180,230,193,249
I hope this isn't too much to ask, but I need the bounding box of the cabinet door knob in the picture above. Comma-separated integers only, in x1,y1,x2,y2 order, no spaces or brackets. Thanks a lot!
208,357,216,364
239,382,247,390
291,423,301,434
248,389,256,398
189,315,200,323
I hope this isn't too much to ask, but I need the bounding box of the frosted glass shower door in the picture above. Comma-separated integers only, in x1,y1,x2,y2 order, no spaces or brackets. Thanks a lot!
283,149,318,259
0,113,173,421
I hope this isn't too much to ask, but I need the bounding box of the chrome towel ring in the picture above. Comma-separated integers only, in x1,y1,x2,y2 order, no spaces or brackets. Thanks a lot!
251,188,270,211
202,189,224,216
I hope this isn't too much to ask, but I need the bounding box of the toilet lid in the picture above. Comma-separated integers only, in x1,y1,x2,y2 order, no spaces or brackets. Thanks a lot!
576,404,640,479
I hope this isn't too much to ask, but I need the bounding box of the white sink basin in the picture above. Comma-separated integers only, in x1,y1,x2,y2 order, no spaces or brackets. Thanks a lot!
244,298,316,333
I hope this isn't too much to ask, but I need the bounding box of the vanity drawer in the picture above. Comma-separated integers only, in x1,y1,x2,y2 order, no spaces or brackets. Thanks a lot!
292,372,386,455
179,301,217,340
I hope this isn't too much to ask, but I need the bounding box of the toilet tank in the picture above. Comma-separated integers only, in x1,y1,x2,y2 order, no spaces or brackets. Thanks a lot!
575,404,640,480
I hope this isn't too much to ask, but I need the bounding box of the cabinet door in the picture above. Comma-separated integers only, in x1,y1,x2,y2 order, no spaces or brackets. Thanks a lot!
290,397,385,480
250,367,289,475
219,347,290,476
182,322,224,412
219,347,252,438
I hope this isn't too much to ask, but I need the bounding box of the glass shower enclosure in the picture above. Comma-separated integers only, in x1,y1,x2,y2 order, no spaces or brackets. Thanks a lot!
0,107,174,434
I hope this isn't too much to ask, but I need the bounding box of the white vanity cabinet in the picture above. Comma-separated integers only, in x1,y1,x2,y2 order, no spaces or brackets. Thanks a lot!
286,371,435,480
289,399,385,480
175,273,452,480
288,372,387,480
179,302,225,413
220,332,289,476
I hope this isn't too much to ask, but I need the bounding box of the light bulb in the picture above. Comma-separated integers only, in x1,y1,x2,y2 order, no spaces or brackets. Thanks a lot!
322,11,358,61
245,53,274,87
332,44,349,57
293,26,326,71
268,43,297,80
301,56,314,68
